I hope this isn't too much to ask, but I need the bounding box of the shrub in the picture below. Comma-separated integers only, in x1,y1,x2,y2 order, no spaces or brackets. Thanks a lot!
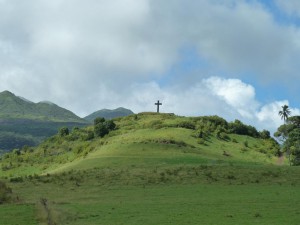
232,138,238,143
82,131,95,141
198,138,206,145
240,147,248,153
229,120,259,137
73,127,80,132
9,176,24,183
259,129,270,139
59,127,69,137
0,181,12,204
104,120,116,131
94,123,109,137
178,121,196,130
94,117,105,126
151,120,163,128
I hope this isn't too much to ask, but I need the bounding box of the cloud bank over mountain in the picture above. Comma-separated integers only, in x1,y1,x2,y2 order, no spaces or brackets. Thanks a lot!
0,0,300,134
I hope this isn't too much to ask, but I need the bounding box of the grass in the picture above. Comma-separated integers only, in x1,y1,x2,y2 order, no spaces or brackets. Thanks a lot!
0,113,298,224
0,204,38,225
40,184,297,225
2,166,300,225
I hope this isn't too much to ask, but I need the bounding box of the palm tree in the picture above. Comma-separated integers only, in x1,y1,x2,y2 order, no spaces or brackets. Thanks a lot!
278,105,291,123
279,104,292,165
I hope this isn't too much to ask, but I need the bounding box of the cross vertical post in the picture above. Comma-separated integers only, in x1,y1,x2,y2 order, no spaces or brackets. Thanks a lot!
155,100,162,113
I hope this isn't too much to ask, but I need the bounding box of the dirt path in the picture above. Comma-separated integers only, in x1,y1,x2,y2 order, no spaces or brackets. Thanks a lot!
40,198,56,225
276,155,285,165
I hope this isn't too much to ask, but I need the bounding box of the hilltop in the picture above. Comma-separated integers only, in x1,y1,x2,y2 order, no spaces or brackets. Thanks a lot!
84,107,134,122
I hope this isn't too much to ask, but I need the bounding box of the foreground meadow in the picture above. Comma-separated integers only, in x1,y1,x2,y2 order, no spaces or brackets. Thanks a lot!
1,164,299,225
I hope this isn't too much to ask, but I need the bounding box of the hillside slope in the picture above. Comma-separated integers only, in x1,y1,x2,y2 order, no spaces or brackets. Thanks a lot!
0,113,282,176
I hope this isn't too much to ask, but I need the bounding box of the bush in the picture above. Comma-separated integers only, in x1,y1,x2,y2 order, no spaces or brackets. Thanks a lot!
104,120,116,131
94,123,109,137
59,127,69,137
0,181,11,204
93,118,116,138
229,120,259,137
178,121,196,130
259,130,270,139
82,131,95,141
198,138,206,145
94,117,105,126
232,138,238,143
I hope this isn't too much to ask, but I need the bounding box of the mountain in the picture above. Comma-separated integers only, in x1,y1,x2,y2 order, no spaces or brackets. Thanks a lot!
84,107,134,122
0,91,89,152
0,90,85,123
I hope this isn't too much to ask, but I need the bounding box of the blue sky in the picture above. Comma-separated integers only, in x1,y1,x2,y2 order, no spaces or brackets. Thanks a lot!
0,0,300,134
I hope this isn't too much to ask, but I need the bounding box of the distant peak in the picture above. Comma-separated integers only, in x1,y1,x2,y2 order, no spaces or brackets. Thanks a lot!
38,101,55,105
18,96,33,103
0,90,15,96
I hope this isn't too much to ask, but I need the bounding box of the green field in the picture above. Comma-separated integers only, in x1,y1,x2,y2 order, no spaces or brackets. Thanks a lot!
0,113,299,224
1,166,300,225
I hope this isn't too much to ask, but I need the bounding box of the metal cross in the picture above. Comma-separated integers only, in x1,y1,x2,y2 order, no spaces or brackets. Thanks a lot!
155,100,162,113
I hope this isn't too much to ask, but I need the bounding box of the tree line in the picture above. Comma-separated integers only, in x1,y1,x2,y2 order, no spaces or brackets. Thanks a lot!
275,105,300,165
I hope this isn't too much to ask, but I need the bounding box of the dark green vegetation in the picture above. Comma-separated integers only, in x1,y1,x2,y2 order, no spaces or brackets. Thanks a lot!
0,180,11,204
275,115,300,165
0,91,89,152
0,113,299,224
84,107,134,122
0,119,89,153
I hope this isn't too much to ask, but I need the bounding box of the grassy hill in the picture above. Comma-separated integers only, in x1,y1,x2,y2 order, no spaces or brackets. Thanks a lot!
0,91,89,152
84,107,134,122
0,113,282,175
0,113,299,225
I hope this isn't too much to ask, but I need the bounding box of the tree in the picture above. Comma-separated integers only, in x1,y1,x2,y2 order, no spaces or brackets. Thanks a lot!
278,105,292,164
259,129,270,139
94,123,109,137
278,105,291,123
287,116,300,128
275,107,300,165
93,118,116,138
104,120,116,131
59,127,69,137
94,117,105,126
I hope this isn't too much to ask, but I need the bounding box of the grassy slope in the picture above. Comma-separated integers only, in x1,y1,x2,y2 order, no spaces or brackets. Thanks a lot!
0,113,299,224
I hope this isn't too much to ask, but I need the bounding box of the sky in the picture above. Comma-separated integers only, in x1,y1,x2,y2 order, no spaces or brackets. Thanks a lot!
0,0,300,134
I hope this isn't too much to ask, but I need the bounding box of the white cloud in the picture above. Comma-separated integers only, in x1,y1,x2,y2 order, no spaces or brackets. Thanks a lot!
256,101,288,131
204,77,259,118
118,77,299,135
276,0,300,17
0,0,299,135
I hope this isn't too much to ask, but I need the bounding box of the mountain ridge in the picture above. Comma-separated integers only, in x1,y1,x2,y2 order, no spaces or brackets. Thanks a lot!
84,107,134,121
0,90,89,152
0,90,86,123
